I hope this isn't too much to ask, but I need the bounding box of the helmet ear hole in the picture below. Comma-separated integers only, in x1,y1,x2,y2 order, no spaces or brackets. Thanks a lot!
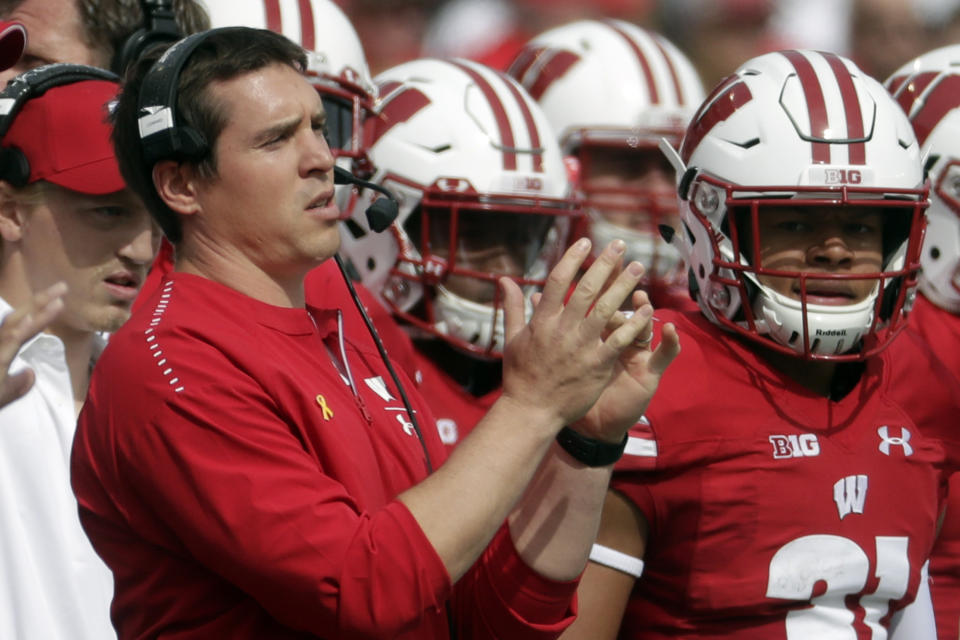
678,167,698,201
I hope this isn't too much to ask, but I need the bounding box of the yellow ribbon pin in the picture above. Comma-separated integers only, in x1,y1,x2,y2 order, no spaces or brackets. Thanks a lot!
315,394,334,421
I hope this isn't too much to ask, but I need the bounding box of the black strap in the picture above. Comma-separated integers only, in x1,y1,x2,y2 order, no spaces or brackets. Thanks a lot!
556,426,629,467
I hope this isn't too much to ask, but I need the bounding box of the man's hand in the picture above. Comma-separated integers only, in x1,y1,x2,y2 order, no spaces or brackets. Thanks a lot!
572,285,680,443
0,282,66,408
499,238,663,435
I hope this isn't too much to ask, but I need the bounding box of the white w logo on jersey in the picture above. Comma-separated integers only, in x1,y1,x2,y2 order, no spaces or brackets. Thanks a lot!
833,474,868,519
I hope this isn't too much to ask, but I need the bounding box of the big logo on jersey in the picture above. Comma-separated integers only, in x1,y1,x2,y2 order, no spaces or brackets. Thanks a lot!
769,434,821,459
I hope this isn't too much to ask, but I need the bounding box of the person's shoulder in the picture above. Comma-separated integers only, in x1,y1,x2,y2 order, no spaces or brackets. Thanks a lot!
653,309,742,386
94,275,260,384
880,327,960,441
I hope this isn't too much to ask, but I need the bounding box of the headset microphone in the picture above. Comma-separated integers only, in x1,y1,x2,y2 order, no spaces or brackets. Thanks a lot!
333,165,399,232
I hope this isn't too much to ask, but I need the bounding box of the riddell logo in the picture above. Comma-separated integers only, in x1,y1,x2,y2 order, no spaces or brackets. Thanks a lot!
815,328,847,336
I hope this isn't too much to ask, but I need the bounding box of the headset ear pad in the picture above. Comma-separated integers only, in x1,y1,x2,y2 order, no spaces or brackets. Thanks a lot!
0,146,29,187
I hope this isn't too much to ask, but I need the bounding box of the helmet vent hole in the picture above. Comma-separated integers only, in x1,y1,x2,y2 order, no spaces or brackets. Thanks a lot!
698,264,705,278
345,218,367,239
367,257,376,272
811,338,821,351
931,247,941,260
788,331,800,344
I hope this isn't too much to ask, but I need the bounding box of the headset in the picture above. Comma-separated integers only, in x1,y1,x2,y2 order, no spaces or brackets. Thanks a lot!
111,0,183,77
134,27,432,471
0,63,119,187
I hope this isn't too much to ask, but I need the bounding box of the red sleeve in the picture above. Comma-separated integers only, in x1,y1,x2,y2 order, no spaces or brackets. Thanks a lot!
452,524,578,639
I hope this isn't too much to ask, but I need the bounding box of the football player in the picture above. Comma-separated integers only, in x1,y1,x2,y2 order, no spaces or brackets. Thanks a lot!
508,19,705,310
560,49,960,639
337,56,583,448
887,44,960,640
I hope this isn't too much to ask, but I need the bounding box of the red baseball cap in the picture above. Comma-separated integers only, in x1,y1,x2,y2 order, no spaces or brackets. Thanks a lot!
0,21,26,71
2,79,125,195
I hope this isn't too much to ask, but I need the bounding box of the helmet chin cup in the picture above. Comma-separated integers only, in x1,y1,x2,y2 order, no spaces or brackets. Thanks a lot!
753,284,877,357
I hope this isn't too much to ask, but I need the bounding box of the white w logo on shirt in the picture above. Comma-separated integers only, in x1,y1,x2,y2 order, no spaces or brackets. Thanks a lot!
833,475,868,520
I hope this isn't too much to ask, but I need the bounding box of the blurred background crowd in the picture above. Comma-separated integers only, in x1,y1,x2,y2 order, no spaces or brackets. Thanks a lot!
334,0,960,90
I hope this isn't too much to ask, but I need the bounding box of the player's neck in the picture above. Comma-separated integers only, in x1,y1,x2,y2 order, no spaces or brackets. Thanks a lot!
759,346,864,401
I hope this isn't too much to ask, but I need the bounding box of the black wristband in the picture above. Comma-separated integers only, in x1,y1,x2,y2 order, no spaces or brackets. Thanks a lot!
556,426,629,467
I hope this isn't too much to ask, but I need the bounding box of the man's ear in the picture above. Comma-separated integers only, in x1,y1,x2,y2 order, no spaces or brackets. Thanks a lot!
153,160,201,217
0,181,27,242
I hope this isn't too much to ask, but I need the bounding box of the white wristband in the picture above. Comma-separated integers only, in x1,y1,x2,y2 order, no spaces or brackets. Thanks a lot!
588,543,644,578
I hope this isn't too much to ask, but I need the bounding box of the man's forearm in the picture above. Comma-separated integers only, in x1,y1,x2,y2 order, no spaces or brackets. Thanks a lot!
397,396,562,583
508,442,613,581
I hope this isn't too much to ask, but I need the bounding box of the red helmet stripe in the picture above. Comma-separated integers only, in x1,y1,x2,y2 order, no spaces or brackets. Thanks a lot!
823,52,865,165
680,75,752,164
502,78,544,172
605,20,659,105
519,48,580,101
651,37,685,105
368,87,431,147
781,50,830,164
506,46,541,85
297,0,315,51
906,74,960,146
886,74,910,98
452,61,518,170
263,0,282,33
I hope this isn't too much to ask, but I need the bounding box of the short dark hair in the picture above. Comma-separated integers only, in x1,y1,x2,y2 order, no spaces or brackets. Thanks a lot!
78,0,210,62
0,0,211,68
112,27,307,243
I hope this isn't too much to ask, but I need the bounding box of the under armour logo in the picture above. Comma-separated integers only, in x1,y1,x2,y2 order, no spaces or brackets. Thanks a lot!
315,395,334,421
878,426,913,456
397,413,415,436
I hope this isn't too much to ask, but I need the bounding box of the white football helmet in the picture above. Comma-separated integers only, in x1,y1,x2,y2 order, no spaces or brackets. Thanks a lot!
888,45,960,314
508,19,704,283
672,49,926,360
338,57,579,358
201,0,377,176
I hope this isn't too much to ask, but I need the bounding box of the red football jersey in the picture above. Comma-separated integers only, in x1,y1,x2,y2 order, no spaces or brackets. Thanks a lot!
899,293,960,640
612,309,960,639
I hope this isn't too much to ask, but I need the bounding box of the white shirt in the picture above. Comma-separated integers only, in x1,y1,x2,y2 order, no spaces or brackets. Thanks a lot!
0,297,115,639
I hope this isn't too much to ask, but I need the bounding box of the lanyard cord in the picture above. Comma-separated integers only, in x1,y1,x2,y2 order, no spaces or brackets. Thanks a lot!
333,254,434,475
